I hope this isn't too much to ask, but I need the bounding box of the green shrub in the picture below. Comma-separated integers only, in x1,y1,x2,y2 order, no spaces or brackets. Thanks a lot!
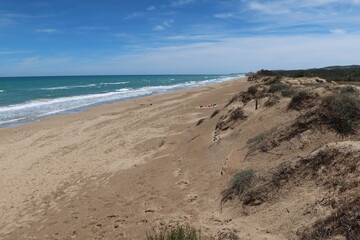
221,169,255,205
247,132,266,145
288,91,313,110
229,107,246,121
247,85,258,95
340,86,357,94
146,224,201,240
264,75,282,85
225,92,241,107
268,83,290,93
319,93,360,135
281,88,298,97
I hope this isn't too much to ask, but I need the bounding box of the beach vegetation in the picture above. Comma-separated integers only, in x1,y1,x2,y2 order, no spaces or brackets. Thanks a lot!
264,75,282,85
281,88,298,97
221,169,256,205
287,91,313,110
268,83,290,94
272,65,360,82
319,92,360,135
229,107,246,121
340,86,357,94
146,224,201,240
247,85,259,95
225,92,241,107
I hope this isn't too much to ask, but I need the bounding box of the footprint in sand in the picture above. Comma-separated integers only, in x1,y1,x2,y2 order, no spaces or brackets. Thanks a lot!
173,168,183,177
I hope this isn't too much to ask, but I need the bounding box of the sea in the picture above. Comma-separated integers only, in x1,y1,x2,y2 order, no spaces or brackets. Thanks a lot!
0,74,244,129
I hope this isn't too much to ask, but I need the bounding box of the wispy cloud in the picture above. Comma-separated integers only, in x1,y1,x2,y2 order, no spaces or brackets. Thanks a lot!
125,12,144,19
36,28,58,33
0,51,31,55
77,26,107,31
147,6,156,11
0,17,15,27
167,34,221,40
107,33,360,74
153,20,174,31
211,0,360,34
113,33,128,38
330,29,346,34
214,13,234,19
170,0,195,7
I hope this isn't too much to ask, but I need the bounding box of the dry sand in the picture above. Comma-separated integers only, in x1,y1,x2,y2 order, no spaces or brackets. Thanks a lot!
0,77,253,239
1,76,358,240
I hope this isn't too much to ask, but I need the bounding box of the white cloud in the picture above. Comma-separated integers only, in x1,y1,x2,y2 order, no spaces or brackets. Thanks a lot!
330,29,346,34
101,33,360,74
0,17,15,27
153,25,166,31
214,13,234,19
0,51,30,55
147,6,156,11
113,33,128,38
36,28,57,33
167,34,221,40
153,20,174,31
125,12,144,19
3,33,360,76
170,0,195,7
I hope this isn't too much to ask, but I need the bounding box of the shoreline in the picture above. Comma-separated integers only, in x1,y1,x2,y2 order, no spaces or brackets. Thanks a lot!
0,77,249,237
0,75,243,130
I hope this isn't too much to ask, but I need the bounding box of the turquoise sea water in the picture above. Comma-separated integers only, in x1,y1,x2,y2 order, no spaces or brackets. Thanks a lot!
0,74,243,128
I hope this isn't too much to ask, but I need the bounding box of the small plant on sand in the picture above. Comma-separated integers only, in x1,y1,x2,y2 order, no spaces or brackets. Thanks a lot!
287,91,313,110
225,92,241,107
211,109,220,118
247,132,266,145
319,92,360,135
340,86,358,94
247,85,259,96
281,88,298,97
146,224,201,240
264,75,282,85
229,107,246,121
246,128,277,154
268,83,290,93
221,169,256,205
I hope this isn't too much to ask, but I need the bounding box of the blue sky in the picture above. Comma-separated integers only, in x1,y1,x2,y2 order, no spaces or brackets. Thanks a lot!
1,0,360,76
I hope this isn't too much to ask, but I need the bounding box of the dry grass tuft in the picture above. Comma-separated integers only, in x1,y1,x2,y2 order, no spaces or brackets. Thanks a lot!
287,91,316,111
300,197,360,240
221,169,256,205
146,224,201,240
319,92,360,135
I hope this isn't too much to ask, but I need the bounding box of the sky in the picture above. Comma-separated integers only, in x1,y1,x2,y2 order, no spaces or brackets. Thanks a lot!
1,0,360,76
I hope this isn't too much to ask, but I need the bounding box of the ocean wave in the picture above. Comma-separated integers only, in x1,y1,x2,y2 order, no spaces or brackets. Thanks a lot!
40,84,97,90
0,90,4,93
99,81,129,85
0,75,243,127
39,82,129,91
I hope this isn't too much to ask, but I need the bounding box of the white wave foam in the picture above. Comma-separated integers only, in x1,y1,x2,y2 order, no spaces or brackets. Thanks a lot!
0,75,243,127
100,81,129,85
39,82,129,90
0,90,4,93
40,84,97,90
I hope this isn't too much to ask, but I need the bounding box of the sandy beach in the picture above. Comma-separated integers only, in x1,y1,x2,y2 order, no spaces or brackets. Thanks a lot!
1,75,359,240
0,77,252,239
